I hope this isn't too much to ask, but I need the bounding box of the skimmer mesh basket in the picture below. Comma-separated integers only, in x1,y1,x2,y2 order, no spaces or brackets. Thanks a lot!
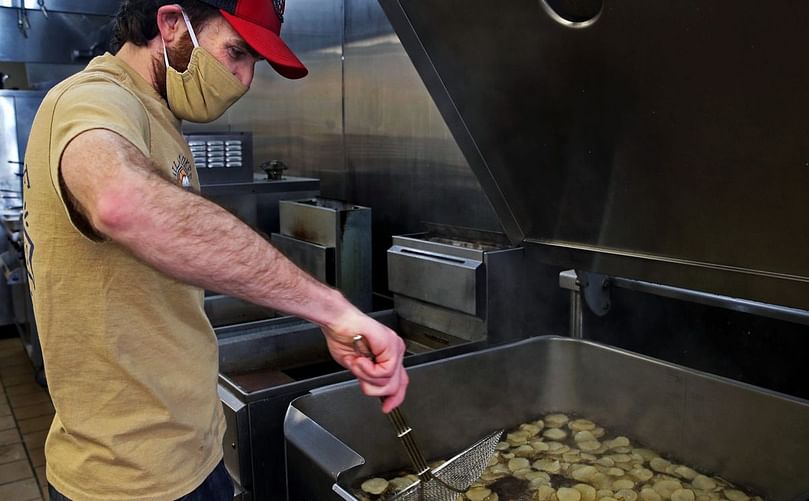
391,429,503,501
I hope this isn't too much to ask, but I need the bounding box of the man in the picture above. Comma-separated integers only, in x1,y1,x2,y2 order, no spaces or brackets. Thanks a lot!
22,0,408,499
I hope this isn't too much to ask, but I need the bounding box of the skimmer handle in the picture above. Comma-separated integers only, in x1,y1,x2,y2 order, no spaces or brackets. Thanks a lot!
352,335,433,479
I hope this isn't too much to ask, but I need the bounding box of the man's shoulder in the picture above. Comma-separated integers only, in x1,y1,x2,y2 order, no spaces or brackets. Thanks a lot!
34,61,153,158
46,69,140,111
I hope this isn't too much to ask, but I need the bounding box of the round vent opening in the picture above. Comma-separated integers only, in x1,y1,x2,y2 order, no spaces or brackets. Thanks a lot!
540,0,603,26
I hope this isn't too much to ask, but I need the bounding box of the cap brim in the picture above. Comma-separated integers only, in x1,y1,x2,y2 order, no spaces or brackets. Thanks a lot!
220,11,308,79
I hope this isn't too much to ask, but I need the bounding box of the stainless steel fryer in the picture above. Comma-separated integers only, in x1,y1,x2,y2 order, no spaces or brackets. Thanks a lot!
285,336,809,501
216,312,480,501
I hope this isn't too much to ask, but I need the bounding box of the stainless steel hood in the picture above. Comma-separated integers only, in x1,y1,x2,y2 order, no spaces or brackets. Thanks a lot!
377,0,809,310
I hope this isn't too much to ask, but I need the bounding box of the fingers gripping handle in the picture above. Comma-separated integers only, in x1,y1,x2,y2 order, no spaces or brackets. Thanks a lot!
352,334,376,362
352,335,432,479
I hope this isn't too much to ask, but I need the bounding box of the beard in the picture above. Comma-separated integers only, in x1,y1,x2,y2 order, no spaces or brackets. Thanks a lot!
152,32,195,101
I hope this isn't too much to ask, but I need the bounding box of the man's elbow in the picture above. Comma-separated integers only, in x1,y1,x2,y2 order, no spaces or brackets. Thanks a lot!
93,188,138,238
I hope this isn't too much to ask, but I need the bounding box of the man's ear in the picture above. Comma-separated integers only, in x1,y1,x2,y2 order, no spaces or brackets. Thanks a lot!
156,4,186,43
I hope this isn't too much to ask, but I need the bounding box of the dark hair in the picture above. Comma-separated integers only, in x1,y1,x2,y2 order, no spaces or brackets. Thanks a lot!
109,0,220,53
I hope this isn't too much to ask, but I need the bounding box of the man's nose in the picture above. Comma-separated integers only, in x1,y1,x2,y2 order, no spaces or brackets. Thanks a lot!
237,66,254,89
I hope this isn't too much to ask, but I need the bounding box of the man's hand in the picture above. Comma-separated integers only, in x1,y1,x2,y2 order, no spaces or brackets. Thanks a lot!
321,305,409,413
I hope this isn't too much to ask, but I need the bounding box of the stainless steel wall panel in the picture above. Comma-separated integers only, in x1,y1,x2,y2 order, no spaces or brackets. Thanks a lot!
0,90,43,192
343,0,499,231
0,95,18,190
344,0,499,292
11,92,43,160
0,95,18,325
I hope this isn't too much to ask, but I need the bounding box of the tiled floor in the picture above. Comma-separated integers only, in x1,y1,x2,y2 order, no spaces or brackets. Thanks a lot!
0,336,52,501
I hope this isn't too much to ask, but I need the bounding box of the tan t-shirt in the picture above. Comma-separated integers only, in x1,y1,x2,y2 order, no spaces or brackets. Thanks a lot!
23,53,224,500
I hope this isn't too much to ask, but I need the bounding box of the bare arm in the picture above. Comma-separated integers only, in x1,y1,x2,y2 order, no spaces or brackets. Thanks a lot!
60,129,408,411
65,130,340,324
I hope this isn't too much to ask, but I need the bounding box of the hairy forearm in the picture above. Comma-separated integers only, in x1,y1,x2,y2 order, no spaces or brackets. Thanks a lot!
121,173,347,325
63,130,353,329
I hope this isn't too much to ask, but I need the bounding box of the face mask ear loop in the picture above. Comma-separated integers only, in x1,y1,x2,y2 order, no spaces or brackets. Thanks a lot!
162,38,170,68
162,7,197,71
179,8,200,48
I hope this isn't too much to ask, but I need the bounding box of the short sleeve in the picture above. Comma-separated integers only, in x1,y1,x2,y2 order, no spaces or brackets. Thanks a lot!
48,81,151,239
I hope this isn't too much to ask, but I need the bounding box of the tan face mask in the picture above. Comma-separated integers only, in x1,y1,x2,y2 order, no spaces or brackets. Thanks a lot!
163,9,248,123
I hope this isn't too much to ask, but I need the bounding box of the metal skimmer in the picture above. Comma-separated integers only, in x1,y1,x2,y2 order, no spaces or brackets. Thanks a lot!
353,336,503,501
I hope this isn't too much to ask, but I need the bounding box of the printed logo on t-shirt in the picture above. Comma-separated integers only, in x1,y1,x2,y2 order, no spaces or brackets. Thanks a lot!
21,163,35,291
171,154,193,189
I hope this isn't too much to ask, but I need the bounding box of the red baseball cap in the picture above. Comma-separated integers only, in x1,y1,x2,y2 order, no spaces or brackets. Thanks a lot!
200,0,308,79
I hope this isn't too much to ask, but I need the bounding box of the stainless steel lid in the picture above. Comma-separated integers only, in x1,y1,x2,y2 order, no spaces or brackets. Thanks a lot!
380,0,809,310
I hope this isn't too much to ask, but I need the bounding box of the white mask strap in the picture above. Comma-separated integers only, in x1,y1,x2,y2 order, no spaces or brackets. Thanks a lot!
162,38,170,68
162,7,199,69
179,8,200,48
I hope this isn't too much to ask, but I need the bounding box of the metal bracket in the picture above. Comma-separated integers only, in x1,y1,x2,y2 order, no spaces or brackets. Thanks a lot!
577,271,612,317
16,2,30,38
559,270,583,339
